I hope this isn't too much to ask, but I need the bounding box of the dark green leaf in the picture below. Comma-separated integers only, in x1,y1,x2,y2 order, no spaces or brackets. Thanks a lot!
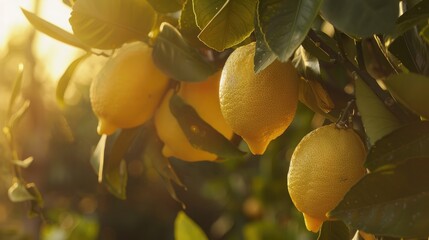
56,53,91,106
330,158,429,238
143,126,186,207
253,4,276,73
320,0,398,37
179,0,204,47
366,121,429,171
169,94,245,159
301,37,331,63
21,8,90,50
69,0,156,49
258,0,322,61
355,78,401,145
388,0,429,40
152,23,216,82
175,211,209,240
11,156,34,168
421,23,429,45
7,65,24,118
147,0,182,13
193,0,226,29
318,221,349,240
198,0,257,51
8,182,36,202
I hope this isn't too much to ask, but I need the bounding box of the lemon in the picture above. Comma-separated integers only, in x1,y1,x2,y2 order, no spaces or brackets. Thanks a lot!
219,42,299,155
90,42,169,135
287,124,366,232
154,71,233,162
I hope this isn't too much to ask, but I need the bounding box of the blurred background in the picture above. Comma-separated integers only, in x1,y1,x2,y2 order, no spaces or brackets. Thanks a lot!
0,0,318,239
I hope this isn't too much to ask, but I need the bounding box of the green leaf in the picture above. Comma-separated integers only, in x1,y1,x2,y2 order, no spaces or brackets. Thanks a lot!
147,0,182,13
320,0,398,37
355,78,401,145
143,126,186,207
388,0,429,40
174,211,208,240
179,0,204,47
258,0,322,62
253,5,276,73
198,0,257,51
11,156,34,168
152,23,216,82
7,65,24,118
330,158,429,238
69,0,156,49
56,53,91,106
318,221,349,240
169,94,245,159
21,8,90,50
90,134,107,182
421,23,429,45
8,182,36,202
365,121,429,171
193,0,226,29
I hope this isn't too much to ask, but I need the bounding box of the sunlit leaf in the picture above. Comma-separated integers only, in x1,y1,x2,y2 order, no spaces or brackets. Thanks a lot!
193,0,226,29
7,65,24,118
258,0,322,62
11,156,34,168
147,0,182,13
7,100,30,129
169,94,245,159
8,182,35,202
320,0,398,37
330,158,429,238
152,23,216,82
69,0,156,49
355,78,401,145
318,221,349,240
253,5,276,73
175,211,209,240
365,121,429,171
90,134,107,182
56,53,91,106
388,0,429,40
179,0,204,47
198,0,257,51
21,8,90,50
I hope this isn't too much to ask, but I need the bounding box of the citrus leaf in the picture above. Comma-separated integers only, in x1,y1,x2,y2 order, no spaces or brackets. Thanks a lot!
318,221,349,240
198,0,257,52
147,0,182,13
169,94,245,159
69,0,156,49
7,65,24,118
258,0,322,62
179,0,204,47
254,4,276,74
421,24,429,45
152,23,216,82
388,0,429,40
11,156,34,168
90,134,107,182
175,211,209,240
355,78,401,145
21,8,90,50
56,52,91,106
193,0,226,29
8,182,36,202
330,158,429,238
143,126,186,208
320,0,398,38
384,73,429,119
301,37,331,63
365,121,429,171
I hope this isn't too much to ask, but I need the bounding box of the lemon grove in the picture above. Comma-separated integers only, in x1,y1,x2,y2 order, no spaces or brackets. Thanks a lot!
4,0,429,239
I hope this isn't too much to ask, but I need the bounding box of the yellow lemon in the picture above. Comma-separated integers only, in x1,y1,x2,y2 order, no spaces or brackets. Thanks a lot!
154,71,233,162
287,124,366,232
219,42,299,155
90,42,169,135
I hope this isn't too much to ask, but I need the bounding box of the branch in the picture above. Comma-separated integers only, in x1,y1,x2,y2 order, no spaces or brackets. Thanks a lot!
307,29,413,123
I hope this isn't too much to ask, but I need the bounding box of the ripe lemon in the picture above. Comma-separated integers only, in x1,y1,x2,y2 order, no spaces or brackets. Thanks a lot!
287,124,366,232
219,42,299,155
154,71,233,162
90,42,169,135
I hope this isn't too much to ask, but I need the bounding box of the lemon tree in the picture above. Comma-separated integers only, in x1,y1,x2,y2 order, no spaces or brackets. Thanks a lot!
7,0,429,239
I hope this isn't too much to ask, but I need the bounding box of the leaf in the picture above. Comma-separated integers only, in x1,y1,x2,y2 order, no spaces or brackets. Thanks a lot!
56,53,91,106
8,182,36,202
7,100,30,129
147,0,182,13
21,8,90,50
355,78,401,145
318,221,349,240
388,0,429,40
198,0,257,51
90,134,107,182
258,0,322,62
169,94,245,159
143,126,186,207
301,37,331,63
11,156,34,168
174,211,209,240
365,121,429,171
253,4,276,73
7,64,24,118
193,0,226,29
69,0,156,49
320,0,398,38
421,23,429,45
179,0,204,47
152,23,216,82
329,158,429,238
298,78,335,116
